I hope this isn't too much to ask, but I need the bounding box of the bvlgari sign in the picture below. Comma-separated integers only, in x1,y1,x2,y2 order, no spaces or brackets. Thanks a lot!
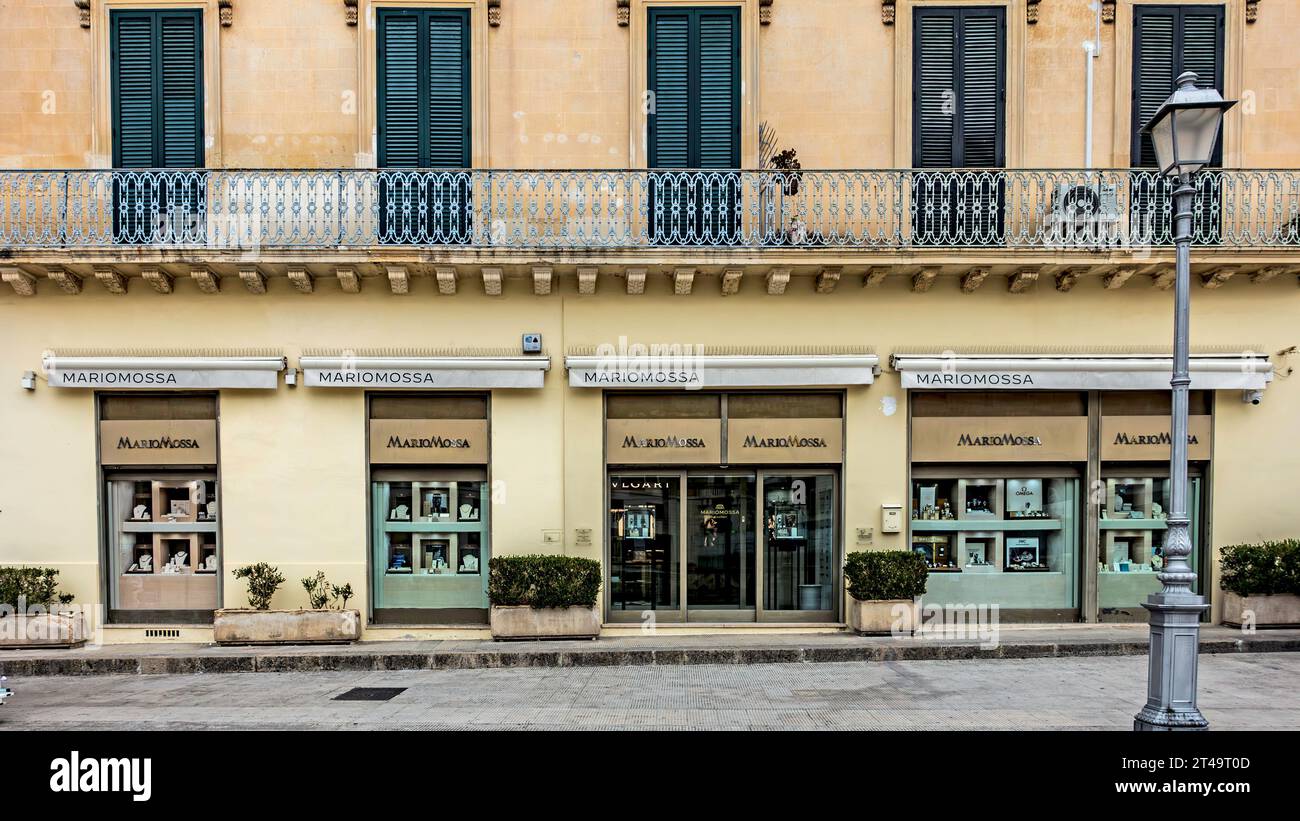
99,420,218,465
369,420,488,464
726,418,843,464
1101,415,1212,461
606,419,722,464
912,417,1088,463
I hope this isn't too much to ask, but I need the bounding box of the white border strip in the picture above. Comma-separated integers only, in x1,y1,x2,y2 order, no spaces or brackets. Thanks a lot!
892,355,1273,391
44,355,286,390
300,355,550,389
565,354,880,389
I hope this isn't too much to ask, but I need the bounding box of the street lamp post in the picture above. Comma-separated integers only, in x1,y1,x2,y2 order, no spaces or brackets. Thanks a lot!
1134,71,1236,732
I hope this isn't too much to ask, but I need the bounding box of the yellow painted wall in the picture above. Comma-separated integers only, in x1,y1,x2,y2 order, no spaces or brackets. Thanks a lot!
3,271,1296,629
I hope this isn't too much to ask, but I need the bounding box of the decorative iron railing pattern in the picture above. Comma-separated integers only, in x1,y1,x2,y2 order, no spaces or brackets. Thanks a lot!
2,169,1298,250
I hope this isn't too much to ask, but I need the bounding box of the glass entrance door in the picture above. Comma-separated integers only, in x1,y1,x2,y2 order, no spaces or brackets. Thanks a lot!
761,472,837,620
686,474,756,620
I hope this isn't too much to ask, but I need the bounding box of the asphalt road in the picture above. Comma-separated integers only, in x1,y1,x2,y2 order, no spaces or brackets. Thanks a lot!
3,652,1297,731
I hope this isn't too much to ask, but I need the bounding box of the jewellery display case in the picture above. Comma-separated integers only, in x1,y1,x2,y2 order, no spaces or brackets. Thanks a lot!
108,477,219,612
957,479,1002,520
958,532,1002,573
1105,478,1154,521
913,534,958,571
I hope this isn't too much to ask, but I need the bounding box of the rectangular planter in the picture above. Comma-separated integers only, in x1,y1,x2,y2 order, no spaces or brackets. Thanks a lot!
1221,592,1300,628
213,609,361,645
0,612,88,649
847,598,915,636
490,605,600,641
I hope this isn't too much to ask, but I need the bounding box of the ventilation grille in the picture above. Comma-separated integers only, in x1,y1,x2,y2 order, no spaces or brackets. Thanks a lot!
144,628,181,639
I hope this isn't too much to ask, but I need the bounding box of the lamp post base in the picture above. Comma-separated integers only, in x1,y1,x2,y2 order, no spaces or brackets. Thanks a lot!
1133,593,1210,731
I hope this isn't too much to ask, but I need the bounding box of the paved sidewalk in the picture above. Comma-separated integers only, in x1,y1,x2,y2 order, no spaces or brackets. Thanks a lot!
3,652,1298,730
2,624,1297,677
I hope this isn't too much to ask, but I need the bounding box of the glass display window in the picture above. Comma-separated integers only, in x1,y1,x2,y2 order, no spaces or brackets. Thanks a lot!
609,475,681,612
910,473,1080,610
368,394,490,622
99,394,220,621
1098,472,1204,613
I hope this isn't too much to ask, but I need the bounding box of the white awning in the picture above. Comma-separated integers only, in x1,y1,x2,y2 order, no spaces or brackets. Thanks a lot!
565,353,880,388
43,353,286,389
301,353,549,389
891,352,1273,391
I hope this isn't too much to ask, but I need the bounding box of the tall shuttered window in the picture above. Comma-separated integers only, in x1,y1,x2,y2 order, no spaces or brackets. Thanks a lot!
377,8,472,243
110,9,204,242
647,7,740,245
1131,5,1225,168
911,6,1005,246
1130,5,1225,244
912,6,1005,169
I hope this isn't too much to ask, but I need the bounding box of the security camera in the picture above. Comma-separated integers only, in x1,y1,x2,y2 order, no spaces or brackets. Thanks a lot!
1243,390,1263,405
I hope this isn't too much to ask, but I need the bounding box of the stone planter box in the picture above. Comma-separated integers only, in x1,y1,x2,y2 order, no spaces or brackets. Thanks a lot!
1221,592,1300,628
213,609,361,646
490,605,600,641
847,598,915,636
0,612,88,649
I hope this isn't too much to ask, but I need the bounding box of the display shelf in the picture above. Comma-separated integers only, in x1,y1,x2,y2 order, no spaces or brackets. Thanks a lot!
1099,518,1167,530
911,519,1062,532
120,521,218,534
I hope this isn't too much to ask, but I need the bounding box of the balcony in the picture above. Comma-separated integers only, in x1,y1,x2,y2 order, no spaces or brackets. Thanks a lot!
2,169,1298,294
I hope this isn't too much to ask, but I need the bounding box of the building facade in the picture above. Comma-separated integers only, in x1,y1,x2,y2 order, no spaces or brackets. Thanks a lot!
1,0,1296,641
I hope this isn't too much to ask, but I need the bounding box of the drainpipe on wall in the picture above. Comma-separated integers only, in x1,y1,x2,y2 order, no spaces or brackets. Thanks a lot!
1084,1,1103,168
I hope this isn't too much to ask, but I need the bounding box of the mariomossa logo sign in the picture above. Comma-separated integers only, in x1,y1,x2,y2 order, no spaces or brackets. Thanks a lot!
116,435,201,450
62,371,178,385
741,434,827,448
957,432,1043,447
622,435,707,448
1112,431,1199,446
386,435,472,449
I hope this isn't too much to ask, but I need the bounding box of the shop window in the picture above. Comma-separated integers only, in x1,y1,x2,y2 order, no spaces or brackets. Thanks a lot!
369,394,489,623
99,394,219,623
910,475,1080,610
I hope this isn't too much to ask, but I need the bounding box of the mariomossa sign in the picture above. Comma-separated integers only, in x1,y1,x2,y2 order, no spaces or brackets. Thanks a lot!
99,420,218,465
911,416,1089,462
1101,415,1212,461
726,418,844,464
605,419,722,464
369,419,488,464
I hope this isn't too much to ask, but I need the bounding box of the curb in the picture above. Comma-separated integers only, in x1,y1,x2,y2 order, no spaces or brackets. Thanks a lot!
2,636,1297,677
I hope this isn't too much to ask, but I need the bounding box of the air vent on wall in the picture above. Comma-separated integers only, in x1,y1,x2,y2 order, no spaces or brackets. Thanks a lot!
144,628,181,639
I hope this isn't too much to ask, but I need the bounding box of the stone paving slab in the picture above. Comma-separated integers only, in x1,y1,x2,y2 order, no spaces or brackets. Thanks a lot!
4,653,1298,730
0,624,1296,677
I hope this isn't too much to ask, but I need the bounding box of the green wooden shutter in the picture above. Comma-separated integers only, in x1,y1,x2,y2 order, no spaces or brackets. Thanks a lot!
427,12,470,167
649,7,737,169
696,10,739,169
377,11,421,167
1132,5,1225,167
912,6,1005,168
111,10,203,168
377,8,469,168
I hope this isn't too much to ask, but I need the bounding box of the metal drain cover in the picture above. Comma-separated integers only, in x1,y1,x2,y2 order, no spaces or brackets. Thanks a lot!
334,687,407,702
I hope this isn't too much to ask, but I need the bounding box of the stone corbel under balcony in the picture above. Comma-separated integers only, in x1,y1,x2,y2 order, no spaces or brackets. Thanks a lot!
7,260,1300,298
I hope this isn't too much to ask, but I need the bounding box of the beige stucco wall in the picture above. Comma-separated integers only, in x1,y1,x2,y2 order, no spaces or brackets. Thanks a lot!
2,272,1296,634
1,0,1295,170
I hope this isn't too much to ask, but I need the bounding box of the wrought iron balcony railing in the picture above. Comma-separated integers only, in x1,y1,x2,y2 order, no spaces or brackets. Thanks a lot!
2,168,1298,252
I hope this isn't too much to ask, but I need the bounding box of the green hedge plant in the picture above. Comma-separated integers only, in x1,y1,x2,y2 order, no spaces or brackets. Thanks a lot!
844,550,929,602
1220,540,1300,597
488,555,602,609
0,567,75,610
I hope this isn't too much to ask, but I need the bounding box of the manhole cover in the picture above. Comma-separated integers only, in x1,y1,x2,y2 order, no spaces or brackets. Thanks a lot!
333,687,407,702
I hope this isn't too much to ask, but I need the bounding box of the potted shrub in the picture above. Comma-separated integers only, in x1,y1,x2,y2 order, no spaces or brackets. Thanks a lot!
844,550,928,635
1219,539,1300,628
0,567,86,649
488,554,602,640
213,563,361,645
